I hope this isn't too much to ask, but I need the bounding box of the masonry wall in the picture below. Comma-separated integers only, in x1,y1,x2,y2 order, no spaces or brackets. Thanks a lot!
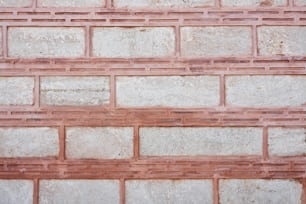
0,0,306,203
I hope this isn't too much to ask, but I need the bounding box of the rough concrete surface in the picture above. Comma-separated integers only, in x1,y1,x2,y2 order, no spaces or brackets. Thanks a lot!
0,77,34,105
0,0,32,7
40,180,120,204
0,127,59,157
226,75,306,107
220,179,302,204
181,26,252,57
140,127,262,156
92,27,175,58
221,0,286,6
258,26,306,56
116,76,220,107
66,127,134,159
40,76,110,106
8,27,85,58
38,0,105,7
268,128,306,156
126,180,213,204
0,180,33,204
114,0,214,7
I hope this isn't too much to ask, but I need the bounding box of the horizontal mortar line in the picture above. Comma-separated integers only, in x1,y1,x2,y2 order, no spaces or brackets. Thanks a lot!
0,7,305,13
1,21,306,26
0,57,306,64
0,120,304,127
1,13,306,18
0,70,305,76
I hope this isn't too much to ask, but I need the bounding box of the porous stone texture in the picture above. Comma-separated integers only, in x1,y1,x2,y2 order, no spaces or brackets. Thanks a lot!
268,128,306,156
0,180,33,204
220,179,302,204
0,77,34,105
139,127,262,156
66,127,133,159
221,0,286,6
126,180,213,204
116,76,220,107
40,180,120,204
114,0,214,8
92,27,175,58
38,0,105,7
40,76,110,106
181,26,252,57
295,0,306,5
0,127,59,157
8,27,85,58
0,0,32,7
258,26,306,56
226,76,306,107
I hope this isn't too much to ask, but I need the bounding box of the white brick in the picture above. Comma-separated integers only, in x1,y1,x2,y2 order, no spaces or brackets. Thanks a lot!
38,0,105,7
66,127,133,159
0,77,34,105
258,26,306,56
92,27,175,58
295,0,306,5
116,76,220,107
0,0,32,7
41,76,110,106
140,127,262,156
114,0,214,8
226,76,306,107
0,180,33,204
220,179,302,204
222,0,286,6
0,127,59,157
126,180,213,204
181,26,252,57
269,128,306,156
8,27,85,58
40,180,120,204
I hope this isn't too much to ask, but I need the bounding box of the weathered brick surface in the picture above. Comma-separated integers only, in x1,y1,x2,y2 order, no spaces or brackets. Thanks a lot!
0,180,33,204
0,128,59,157
220,179,302,204
0,77,34,105
0,0,32,7
126,180,213,204
268,128,306,156
181,26,252,57
258,26,306,56
8,27,85,58
38,0,105,7
116,76,220,107
92,27,175,58
39,180,120,204
66,127,133,159
221,0,286,7
114,0,214,8
0,0,305,203
140,127,262,156
226,76,306,107
40,76,110,106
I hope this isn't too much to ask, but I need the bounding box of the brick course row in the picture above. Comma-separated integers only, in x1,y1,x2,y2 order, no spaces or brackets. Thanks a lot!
4,26,306,58
1,75,305,107
0,179,302,204
0,127,305,158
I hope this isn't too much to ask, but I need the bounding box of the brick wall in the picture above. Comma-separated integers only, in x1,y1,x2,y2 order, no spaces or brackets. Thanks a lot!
0,0,305,203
